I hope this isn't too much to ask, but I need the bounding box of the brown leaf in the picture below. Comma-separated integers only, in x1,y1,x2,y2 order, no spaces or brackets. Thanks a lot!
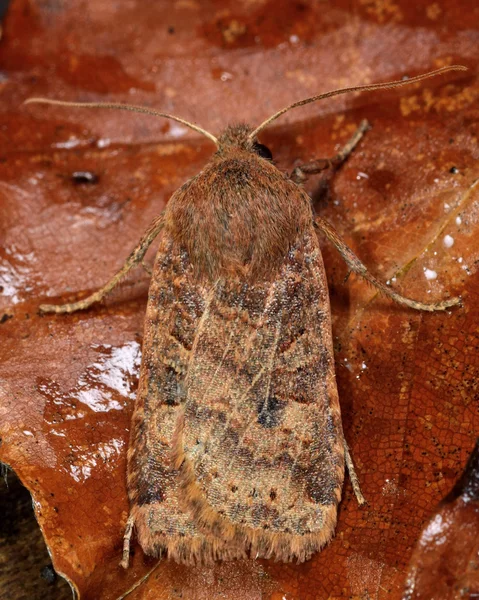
1,1,478,598
402,439,479,599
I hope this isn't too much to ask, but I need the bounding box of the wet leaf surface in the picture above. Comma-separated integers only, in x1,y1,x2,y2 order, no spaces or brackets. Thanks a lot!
0,1,478,598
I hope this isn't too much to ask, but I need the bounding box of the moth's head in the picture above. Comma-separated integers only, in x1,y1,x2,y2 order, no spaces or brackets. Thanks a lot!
216,124,273,161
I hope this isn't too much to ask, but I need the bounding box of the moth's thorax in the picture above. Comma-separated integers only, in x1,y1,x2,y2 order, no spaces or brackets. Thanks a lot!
165,130,313,282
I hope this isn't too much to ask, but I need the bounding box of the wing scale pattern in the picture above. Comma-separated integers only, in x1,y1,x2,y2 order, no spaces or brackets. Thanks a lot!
128,228,345,563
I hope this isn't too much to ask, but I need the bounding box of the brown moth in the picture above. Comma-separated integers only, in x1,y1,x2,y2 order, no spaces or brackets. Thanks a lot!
26,65,466,567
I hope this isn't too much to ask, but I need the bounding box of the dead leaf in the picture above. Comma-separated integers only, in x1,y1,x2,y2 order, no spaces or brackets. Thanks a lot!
402,439,479,599
1,0,478,598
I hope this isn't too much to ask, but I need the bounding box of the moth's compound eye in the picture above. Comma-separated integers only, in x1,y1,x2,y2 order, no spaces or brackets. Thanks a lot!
252,141,273,161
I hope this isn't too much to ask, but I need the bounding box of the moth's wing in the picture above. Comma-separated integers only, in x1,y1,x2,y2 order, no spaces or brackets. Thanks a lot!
127,232,246,564
180,230,345,562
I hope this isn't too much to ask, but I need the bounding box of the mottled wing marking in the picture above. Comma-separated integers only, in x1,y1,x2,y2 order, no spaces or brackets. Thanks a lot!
127,232,246,563
179,229,345,561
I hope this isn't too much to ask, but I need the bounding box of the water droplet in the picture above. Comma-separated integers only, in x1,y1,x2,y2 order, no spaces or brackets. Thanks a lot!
456,216,462,226
97,138,111,149
443,234,454,248
424,268,438,280
356,171,369,180
168,123,187,139
421,513,446,543
53,136,82,149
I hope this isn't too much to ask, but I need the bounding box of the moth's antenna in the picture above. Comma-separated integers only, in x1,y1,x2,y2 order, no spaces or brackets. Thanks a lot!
24,98,219,147
249,65,468,140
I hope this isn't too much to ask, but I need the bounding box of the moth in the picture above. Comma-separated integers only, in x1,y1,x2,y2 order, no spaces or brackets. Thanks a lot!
26,64,465,567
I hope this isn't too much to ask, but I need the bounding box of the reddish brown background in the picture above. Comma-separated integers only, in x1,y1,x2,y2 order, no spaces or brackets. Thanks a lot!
0,1,478,598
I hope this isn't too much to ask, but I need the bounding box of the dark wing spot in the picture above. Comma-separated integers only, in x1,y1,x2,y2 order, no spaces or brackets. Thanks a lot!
136,481,166,506
257,395,284,428
163,366,186,406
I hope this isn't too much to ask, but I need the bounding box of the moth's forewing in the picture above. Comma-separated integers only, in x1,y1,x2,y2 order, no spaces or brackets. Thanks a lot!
180,230,344,562
126,232,247,563
127,224,345,563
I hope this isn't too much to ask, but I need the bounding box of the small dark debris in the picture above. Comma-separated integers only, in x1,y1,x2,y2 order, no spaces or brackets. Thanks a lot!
168,26,175,34
71,171,99,185
0,313,13,324
40,564,56,584
450,166,459,174
0,0,10,23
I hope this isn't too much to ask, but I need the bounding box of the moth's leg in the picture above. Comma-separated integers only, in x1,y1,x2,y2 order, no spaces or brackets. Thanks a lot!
120,514,135,569
314,216,461,311
141,260,153,276
40,214,164,314
290,119,370,184
328,119,370,168
343,438,366,505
